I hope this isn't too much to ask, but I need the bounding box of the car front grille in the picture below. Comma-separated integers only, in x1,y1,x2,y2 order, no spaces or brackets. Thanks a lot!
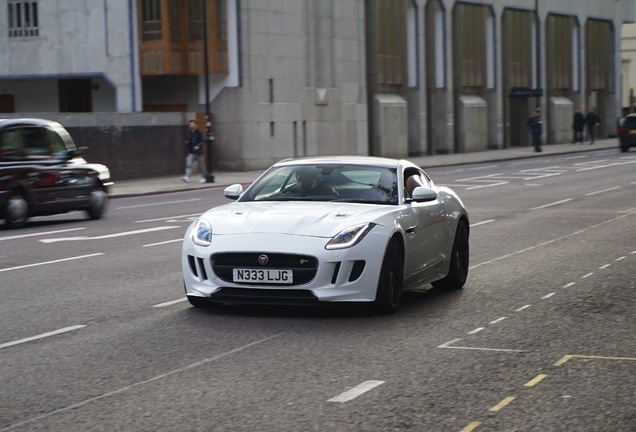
211,252,318,286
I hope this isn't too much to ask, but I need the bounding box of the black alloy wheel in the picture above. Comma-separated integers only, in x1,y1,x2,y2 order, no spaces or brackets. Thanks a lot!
374,238,404,313
432,219,469,290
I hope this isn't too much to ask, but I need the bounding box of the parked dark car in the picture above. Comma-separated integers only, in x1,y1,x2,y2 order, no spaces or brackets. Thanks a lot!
0,118,112,228
617,114,636,152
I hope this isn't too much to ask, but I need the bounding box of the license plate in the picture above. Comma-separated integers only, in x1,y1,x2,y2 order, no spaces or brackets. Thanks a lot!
233,268,293,284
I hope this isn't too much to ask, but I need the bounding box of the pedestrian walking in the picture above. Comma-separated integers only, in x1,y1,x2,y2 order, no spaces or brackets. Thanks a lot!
182,119,207,183
527,108,543,153
572,106,585,144
585,106,599,145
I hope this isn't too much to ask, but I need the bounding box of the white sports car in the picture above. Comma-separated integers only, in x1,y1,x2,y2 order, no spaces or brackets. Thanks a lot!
182,156,469,313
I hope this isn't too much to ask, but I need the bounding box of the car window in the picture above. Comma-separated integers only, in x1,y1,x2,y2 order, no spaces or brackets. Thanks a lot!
22,127,52,159
44,128,70,156
0,128,24,161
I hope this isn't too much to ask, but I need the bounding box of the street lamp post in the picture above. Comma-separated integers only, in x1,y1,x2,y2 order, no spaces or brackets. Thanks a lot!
202,0,215,183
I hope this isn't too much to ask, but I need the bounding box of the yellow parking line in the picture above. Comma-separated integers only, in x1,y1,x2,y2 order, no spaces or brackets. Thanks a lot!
489,396,516,412
524,374,548,387
555,355,636,366
460,421,482,432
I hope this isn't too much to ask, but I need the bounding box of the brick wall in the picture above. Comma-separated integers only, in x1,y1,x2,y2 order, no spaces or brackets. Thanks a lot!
66,125,187,181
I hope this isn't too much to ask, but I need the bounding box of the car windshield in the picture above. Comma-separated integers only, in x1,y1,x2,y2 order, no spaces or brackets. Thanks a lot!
240,164,399,204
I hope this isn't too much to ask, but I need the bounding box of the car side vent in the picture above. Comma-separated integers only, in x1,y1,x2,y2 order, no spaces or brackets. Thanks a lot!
331,262,341,284
197,258,208,281
188,255,198,278
348,260,366,282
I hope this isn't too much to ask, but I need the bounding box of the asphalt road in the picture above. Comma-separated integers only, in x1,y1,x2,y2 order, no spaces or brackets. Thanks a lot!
1,148,635,431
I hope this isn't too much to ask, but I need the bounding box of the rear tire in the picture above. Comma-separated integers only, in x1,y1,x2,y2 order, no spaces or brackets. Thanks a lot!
374,238,404,313
432,220,469,290
4,195,29,229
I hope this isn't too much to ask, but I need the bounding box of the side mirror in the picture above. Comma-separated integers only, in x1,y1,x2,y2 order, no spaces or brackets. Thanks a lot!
69,147,87,157
411,186,438,202
224,183,243,200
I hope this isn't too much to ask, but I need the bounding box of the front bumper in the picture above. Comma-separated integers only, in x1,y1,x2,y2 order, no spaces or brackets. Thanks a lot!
182,228,390,304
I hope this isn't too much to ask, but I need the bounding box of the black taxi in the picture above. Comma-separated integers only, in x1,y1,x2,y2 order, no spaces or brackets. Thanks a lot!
0,118,112,228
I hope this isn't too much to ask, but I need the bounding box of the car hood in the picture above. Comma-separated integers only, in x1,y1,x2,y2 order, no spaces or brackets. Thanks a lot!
201,202,394,237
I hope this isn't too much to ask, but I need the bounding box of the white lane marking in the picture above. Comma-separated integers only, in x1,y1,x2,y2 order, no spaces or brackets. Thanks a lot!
599,264,611,269
136,214,201,223
619,206,636,213
152,298,187,308
468,328,484,335
490,317,506,324
529,199,573,210
0,253,104,273
328,380,385,403
0,228,86,242
143,239,183,248
471,210,636,269
541,293,556,299
39,226,181,243
438,339,525,353
3,334,284,430
615,256,626,262
470,219,495,227
116,199,201,210
0,325,86,350
515,305,531,312
582,272,594,279
563,282,576,288
585,186,621,196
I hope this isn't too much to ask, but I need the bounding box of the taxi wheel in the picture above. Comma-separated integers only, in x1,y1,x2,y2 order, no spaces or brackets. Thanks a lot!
5,194,29,229
86,188,108,220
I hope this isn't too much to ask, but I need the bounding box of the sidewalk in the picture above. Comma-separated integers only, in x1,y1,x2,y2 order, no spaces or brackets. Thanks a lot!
110,139,620,198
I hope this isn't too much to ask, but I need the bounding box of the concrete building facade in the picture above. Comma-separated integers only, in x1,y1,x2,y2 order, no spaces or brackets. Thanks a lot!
0,0,633,177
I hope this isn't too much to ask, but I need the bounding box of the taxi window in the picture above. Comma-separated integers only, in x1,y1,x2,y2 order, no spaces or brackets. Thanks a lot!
0,128,24,161
23,127,52,158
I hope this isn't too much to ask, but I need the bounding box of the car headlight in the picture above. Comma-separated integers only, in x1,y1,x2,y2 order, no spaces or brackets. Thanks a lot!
192,219,212,246
325,223,374,250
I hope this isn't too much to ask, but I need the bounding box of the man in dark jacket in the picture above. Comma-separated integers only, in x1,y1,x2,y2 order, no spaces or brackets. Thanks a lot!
527,108,542,153
182,120,207,183
572,106,585,144
585,107,599,145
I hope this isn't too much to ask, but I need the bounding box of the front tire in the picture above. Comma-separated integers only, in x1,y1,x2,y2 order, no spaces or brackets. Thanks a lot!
86,188,108,220
374,238,404,313
432,220,469,290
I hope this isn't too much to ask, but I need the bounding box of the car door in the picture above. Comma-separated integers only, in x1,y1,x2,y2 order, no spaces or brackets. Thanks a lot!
21,126,91,212
401,169,447,284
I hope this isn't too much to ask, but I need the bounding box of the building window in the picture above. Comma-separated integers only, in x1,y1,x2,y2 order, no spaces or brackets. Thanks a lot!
586,19,612,91
456,3,488,89
188,0,204,41
141,0,162,41
376,0,407,91
504,9,534,89
548,15,574,91
7,0,39,38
